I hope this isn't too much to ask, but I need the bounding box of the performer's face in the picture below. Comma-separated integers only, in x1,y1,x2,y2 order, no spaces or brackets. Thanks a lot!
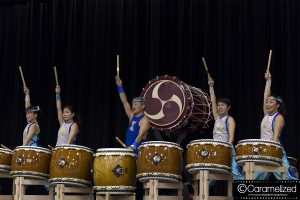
26,111,37,123
63,108,75,122
132,102,145,115
265,97,279,114
217,102,230,115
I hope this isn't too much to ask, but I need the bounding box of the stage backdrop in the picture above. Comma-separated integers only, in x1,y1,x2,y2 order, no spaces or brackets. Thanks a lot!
0,0,299,162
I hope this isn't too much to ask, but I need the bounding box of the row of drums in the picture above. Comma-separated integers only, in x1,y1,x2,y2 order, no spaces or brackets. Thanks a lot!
0,139,298,194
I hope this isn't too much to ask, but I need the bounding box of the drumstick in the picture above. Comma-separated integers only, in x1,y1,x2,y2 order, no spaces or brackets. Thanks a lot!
19,66,27,87
266,50,272,73
201,57,211,77
1,144,11,150
117,55,120,78
48,145,54,150
115,137,127,148
54,66,59,86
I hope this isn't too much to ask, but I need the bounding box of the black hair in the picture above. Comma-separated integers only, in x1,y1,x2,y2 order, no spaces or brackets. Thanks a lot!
25,106,41,115
217,97,231,107
63,104,81,126
270,95,286,116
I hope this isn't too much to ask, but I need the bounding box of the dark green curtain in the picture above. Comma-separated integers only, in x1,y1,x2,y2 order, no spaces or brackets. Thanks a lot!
0,0,299,163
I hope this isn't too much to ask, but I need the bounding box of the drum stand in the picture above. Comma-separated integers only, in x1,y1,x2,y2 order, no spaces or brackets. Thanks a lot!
13,176,53,200
242,162,286,180
192,170,233,200
54,184,93,200
95,192,136,200
0,172,14,200
143,179,183,200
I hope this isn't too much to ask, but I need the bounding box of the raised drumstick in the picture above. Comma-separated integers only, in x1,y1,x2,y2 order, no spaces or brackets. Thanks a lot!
117,55,120,78
201,57,211,77
115,137,127,148
19,66,26,87
54,66,59,86
266,50,272,73
1,144,11,150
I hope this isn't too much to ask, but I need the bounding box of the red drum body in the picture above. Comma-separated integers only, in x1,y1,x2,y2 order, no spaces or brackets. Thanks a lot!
141,75,212,133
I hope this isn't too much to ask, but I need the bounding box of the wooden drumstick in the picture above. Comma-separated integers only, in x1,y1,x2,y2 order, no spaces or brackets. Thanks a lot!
117,55,120,78
115,137,127,148
201,57,211,77
19,66,26,87
266,50,272,73
48,145,54,150
54,66,59,86
1,144,11,150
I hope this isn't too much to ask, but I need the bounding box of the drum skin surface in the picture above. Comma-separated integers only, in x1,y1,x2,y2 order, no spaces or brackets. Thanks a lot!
49,145,93,186
93,148,136,194
0,148,13,173
11,146,52,179
186,139,232,174
137,141,182,182
235,139,282,166
141,75,212,132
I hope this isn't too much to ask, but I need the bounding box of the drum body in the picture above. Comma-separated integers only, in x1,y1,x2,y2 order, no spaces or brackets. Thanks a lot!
11,146,52,179
93,148,136,194
186,139,232,174
141,75,212,133
137,141,182,183
0,148,13,174
235,139,282,166
49,145,93,187
288,157,298,178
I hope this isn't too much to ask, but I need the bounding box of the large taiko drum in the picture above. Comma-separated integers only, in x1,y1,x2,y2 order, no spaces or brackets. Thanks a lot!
235,139,282,166
186,139,232,174
11,146,52,179
137,141,183,183
0,148,13,174
288,157,299,178
93,148,136,194
49,145,93,187
141,75,212,133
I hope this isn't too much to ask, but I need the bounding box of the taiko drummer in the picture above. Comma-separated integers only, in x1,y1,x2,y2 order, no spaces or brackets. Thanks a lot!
23,86,41,147
208,76,244,180
255,71,298,180
115,76,150,154
55,85,79,145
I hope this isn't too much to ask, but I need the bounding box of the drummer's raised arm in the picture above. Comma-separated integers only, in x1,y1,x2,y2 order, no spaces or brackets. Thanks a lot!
24,86,31,109
208,76,219,120
55,85,64,125
115,76,133,119
263,72,272,115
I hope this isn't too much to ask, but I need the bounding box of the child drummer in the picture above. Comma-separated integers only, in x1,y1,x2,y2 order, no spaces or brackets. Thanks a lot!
23,86,40,147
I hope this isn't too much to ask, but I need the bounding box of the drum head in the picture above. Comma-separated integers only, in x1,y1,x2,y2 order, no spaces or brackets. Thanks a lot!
140,75,193,130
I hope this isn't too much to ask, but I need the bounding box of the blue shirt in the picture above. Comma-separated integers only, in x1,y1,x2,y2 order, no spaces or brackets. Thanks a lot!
125,114,145,147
